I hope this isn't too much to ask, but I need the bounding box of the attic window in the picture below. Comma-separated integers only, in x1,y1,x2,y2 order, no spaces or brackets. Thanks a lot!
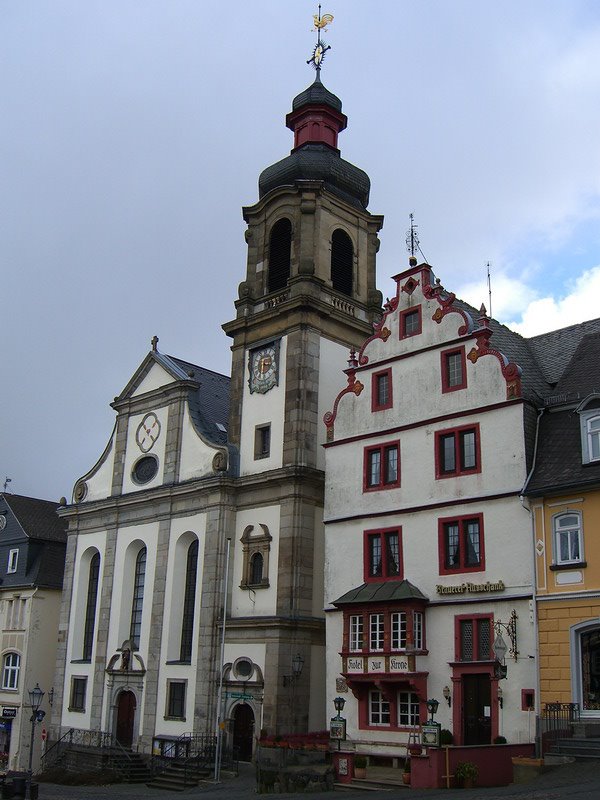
578,397,600,464
215,423,227,433
7,549,18,574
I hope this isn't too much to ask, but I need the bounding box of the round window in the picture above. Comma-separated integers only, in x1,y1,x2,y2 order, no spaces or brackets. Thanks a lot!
132,455,158,485
234,658,253,679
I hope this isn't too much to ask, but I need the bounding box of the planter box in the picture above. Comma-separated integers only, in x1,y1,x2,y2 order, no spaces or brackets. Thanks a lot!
511,757,549,784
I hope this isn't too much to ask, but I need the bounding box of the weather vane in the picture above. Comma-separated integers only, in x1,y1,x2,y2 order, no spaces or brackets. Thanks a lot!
406,213,420,258
307,5,334,72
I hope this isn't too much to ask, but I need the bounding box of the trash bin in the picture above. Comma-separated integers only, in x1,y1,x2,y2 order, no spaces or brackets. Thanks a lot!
1,781,14,800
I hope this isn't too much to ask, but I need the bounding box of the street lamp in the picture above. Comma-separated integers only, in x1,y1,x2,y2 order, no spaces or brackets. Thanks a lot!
426,698,439,722
28,684,45,793
283,653,305,687
333,696,346,718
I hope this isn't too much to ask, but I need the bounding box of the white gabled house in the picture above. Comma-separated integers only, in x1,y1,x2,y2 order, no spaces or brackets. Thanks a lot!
323,258,539,765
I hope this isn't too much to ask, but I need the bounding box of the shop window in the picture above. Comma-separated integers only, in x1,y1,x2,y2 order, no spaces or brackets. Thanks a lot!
435,424,480,478
372,369,393,411
364,528,402,581
439,514,484,574
400,307,422,339
364,442,400,490
441,347,467,393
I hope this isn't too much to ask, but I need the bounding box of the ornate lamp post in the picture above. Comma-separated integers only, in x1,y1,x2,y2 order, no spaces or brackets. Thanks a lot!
28,683,45,794
426,698,439,723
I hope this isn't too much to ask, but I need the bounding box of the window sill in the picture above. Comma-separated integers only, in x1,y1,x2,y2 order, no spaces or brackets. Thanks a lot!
165,660,192,665
550,561,587,571
68,707,85,713
164,715,186,722
70,659,92,664
240,581,270,590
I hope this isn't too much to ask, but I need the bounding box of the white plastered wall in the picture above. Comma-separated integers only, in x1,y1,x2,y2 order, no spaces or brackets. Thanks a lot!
239,337,287,475
230,506,281,617
317,338,350,471
179,404,224,481
131,363,176,396
121,407,169,495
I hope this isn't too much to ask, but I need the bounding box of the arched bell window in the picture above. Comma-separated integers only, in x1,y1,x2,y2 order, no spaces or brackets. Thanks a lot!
250,552,264,585
268,218,292,293
331,229,353,296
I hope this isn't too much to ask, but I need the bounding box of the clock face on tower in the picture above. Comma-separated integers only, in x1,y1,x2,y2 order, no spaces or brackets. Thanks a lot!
249,341,280,394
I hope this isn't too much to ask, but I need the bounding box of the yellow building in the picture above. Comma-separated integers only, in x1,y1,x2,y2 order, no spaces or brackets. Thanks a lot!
526,329,600,718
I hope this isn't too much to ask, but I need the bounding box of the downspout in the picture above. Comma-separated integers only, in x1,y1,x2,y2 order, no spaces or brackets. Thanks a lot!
520,406,545,750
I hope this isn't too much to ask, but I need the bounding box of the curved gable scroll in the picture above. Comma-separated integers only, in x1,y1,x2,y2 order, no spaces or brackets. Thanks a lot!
467,306,522,400
323,351,364,441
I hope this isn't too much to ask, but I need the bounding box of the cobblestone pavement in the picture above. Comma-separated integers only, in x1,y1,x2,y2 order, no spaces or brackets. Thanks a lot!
34,760,600,800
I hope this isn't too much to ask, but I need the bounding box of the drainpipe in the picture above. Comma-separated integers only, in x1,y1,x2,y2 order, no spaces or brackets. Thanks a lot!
520,407,545,752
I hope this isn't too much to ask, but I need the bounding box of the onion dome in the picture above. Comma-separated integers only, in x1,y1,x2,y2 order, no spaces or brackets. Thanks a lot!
258,74,371,210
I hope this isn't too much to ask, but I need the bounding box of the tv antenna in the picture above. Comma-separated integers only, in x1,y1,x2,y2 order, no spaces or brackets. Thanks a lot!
3,477,12,493
406,213,419,260
486,261,493,319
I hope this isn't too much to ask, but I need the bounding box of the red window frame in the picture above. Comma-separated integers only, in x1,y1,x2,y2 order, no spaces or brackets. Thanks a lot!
371,368,393,411
363,441,401,491
438,513,485,575
435,423,481,478
441,346,467,393
454,613,493,661
364,527,403,582
522,689,535,711
400,306,422,339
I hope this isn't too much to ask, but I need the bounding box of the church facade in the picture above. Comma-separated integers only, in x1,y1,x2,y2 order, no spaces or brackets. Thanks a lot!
51,72,384,759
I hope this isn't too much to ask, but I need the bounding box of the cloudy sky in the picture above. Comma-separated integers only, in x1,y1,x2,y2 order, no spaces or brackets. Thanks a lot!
2,0,600,502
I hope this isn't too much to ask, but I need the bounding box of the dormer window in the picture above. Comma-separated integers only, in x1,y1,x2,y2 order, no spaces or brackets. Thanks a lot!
7,549,18,574
577,397,600,464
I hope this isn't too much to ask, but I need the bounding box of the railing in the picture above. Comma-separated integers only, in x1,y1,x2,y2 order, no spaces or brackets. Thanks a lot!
538,702,580,754
41,727,129,773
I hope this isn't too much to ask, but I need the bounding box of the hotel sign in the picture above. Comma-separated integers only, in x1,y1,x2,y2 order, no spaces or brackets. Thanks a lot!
344,654,413,674
436,580,505,596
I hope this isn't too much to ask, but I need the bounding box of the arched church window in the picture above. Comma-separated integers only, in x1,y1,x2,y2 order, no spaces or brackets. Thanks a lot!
268,218,292,293
129,547,146,649
250,552,264,585
82,552,100,660
331,229,353,296
180,540,198,662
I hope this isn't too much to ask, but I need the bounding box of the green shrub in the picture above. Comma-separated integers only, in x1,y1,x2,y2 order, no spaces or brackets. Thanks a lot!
440,728,454,745
354,755,367,769
455,761,478,780
494,735,507,744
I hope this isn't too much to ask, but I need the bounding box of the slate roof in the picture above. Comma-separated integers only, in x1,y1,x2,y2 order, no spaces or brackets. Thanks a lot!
529,319,600,387
291,75,343,113
333,579,429,606
524,332,600,495
167,355,230,447
1,493,67,542
0,493,67,589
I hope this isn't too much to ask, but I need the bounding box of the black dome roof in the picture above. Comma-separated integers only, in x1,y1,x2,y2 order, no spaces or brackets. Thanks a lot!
291,76,343,113
258,144,370,210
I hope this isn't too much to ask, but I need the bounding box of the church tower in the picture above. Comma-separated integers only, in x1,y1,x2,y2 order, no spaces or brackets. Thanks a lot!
222,28,384,735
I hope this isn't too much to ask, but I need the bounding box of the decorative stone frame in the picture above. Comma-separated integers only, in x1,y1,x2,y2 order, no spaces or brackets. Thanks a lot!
240,524,272,589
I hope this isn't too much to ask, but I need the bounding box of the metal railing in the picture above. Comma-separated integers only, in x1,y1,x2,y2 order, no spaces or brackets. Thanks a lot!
538,702,580,754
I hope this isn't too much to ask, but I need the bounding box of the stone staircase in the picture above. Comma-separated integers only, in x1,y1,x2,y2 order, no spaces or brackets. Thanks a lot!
346,766,409,791
147,760,210,792
546,722,600,762
110,749,152,783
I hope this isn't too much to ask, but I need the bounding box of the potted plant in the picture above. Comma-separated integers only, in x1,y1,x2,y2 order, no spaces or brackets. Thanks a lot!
402,757,411,785
494,735,507,744
455,761,478,789
354,755,367,779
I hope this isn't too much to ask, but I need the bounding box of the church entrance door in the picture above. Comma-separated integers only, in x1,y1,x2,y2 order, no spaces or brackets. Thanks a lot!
232,703,255,761
116,690,136,748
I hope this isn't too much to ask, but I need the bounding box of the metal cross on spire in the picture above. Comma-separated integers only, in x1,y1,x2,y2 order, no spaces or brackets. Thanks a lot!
307,5,334,72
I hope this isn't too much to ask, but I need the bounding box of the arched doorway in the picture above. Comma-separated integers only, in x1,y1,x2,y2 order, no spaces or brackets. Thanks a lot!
116,690,136,748
232,703,255,761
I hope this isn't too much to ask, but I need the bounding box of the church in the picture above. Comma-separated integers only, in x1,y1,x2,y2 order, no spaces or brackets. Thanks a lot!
51,54,384,762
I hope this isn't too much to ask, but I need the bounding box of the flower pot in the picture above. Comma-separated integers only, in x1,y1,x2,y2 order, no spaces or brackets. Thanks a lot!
402,772,410,785
354,767,367,779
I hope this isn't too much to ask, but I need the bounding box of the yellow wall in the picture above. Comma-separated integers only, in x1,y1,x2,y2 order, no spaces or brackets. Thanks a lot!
533,488,600,706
